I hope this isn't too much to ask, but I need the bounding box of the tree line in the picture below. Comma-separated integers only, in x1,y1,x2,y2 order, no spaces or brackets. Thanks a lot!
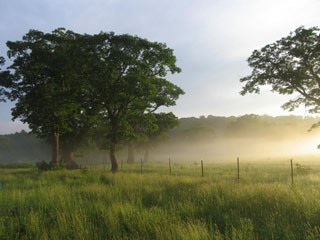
171,114,320,141
0,28,184,171
0,114,319,163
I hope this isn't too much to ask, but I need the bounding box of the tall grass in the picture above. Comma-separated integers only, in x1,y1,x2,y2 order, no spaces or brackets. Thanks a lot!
1,160,320,239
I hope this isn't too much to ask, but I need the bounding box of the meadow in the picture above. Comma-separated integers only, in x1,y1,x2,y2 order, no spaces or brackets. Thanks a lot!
1,158,320,239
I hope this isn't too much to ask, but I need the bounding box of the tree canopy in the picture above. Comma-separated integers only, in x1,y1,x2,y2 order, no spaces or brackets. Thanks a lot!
240,26,320,114
83,32,184,171
0,29,97,166
0,28,184,171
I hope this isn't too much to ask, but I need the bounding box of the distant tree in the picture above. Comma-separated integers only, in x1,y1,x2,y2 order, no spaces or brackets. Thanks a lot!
240,26,320,115
0,135,10,151
0,131,51,162
182,123,215,141
136,112,179,162
125,112,158,164
0,29,97,167
87,33,184,172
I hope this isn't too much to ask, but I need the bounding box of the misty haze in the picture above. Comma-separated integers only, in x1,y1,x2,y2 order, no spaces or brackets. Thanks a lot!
133,115,320,162
2,115,319,165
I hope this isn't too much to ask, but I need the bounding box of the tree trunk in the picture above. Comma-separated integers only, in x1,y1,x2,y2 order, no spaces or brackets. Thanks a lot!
127,143,135,163
62,147,79,169
144,147,150,162
51,132,60,164
110,142,118,172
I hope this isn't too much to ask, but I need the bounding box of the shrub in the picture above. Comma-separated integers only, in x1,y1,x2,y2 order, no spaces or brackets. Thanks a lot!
36,161,64,171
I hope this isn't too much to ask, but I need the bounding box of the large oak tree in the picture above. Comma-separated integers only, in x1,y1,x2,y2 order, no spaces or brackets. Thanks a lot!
240,26,320,114
86,32,184,172
0,29,97,167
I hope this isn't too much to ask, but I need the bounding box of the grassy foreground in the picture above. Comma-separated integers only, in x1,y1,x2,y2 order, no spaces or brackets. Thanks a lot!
1,160,320,239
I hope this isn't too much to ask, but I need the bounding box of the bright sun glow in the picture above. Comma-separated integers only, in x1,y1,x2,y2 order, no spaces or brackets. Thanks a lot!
292,136,320,155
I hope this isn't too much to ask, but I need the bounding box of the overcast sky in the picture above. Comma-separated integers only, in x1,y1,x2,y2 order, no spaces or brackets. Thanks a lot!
1,0,320,133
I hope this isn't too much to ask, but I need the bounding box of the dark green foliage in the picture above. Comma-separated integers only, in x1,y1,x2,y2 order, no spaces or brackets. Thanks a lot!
35,160,64,171
83,32,184,171
0,28,101,165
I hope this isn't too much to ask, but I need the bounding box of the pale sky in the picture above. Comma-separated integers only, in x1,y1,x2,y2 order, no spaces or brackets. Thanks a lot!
1,0,320,133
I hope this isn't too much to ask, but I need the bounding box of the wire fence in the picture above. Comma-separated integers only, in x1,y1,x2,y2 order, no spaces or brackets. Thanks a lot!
79,155,320,186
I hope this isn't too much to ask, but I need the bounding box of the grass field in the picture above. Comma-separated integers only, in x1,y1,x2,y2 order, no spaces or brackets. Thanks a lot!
1,158,320,239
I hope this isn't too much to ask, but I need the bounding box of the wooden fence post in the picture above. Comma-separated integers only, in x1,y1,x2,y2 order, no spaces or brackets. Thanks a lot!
201,160,204,177
237,157,240,181
290,159,294,186
141,158,143,174
169,158,172,175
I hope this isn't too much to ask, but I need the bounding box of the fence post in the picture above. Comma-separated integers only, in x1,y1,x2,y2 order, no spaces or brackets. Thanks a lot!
141,158,143,174
169,158,172,175
290,159,294,186
201,160,204,177
237,157,240,181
